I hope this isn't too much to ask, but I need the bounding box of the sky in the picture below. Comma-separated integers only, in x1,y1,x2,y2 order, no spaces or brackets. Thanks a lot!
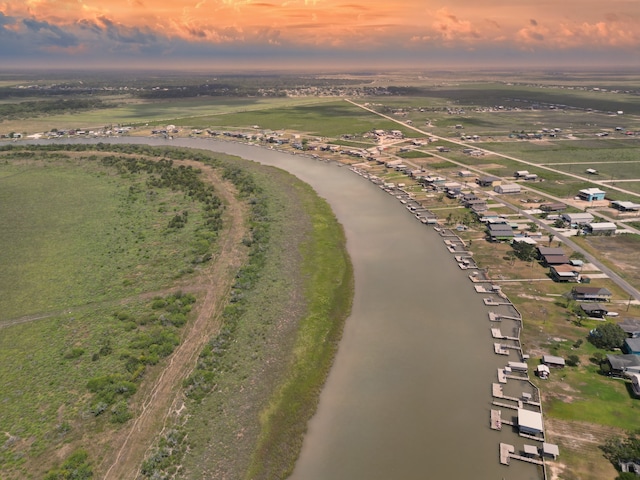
1,0,640,70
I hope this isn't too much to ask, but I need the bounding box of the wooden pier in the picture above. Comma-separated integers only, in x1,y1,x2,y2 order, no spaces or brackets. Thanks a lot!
499,443,515,465
494,343,510,355
490,409,502,430
488,311,501,321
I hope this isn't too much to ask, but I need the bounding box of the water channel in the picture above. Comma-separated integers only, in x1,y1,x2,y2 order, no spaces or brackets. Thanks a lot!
36,137,542,479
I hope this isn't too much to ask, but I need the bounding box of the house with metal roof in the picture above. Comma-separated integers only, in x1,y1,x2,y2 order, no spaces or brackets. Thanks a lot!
577,188,606,201
571,286,612,302
543,355,566,368
606,354,640,377
623,337,640,355
579,302,608,318
611,200,640,212
562,212,594,226
488,223,515,242
618,318,640,338
550,264,581,282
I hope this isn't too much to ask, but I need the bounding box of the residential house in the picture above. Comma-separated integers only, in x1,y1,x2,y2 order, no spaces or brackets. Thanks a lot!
606,354,640,377
550,264,581,282
488,224,515,242
538,246,570,266
577,188,606,202
571,286,612,302
476,176,501,187
623,338,640,355
618,318,640,338
579,303,608,318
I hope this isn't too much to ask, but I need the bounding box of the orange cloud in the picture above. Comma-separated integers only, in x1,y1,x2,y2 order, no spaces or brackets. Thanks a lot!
2,0,639,52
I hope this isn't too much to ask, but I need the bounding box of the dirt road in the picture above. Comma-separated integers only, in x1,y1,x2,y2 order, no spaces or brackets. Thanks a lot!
99,160,248,479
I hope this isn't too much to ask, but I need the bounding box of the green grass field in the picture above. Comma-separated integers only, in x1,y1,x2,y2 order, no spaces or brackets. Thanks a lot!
0,155,209,320
171,100,409,137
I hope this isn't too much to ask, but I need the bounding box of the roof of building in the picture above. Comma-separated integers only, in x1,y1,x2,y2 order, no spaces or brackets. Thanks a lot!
572,286,612,296
543,355,566,366
625,337,640,351
579,302,607,312
618,318,640,334
563,212,595,221
611,200,640,210
538,246,565,256
579,188,606,195
488,224,514,233
543,254,570,265
586,222,617,230
518,408,543,432
607,354,640,371
523,444,539,456
542,443,560,457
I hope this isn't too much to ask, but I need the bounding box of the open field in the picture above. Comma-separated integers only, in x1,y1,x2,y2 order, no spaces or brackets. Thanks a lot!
0,143,353,480
0,97,336,135
168,99,411,138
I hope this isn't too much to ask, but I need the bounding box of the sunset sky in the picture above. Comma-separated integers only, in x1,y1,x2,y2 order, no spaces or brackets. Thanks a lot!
1,0,639,70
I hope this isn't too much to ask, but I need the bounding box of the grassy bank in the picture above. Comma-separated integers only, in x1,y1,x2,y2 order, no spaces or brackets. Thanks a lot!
169,157,353,479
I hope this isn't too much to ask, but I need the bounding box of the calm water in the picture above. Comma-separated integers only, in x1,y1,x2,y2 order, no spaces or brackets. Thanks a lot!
37,137,542,479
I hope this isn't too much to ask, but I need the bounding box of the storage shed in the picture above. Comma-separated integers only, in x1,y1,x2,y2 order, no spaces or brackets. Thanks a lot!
584,222,617,235
542,355,566,368
494,183,521,194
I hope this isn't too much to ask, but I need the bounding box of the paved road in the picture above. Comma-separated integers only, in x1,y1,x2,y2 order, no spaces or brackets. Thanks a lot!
345,99,640,199
345,99,640,302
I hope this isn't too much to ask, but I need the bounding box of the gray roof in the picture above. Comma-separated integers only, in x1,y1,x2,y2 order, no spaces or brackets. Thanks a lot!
607,354,640,371
618,318,640,334
625,337,640,352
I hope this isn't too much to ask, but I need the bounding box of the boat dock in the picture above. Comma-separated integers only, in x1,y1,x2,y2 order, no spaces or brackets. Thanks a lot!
490,409,502,430
500,443,544,466
494,343,510,355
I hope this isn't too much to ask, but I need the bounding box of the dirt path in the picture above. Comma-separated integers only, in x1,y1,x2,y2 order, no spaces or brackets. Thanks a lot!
99,160,248,479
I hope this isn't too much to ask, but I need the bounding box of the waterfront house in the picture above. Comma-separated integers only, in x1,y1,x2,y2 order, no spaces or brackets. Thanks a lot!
517,408,544,435
542,355,566,368
618,318,640,338
579,302,608,318
606,354,640,377
571,286,612,302
550,264,581,282
623,338,640,355
577,188,606,202
488,224,515,242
